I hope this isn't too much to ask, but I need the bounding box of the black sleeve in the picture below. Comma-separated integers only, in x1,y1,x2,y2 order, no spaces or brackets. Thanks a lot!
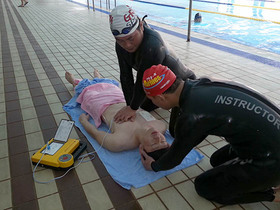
129,41,166,110
151,114,207,172
116,44,134,106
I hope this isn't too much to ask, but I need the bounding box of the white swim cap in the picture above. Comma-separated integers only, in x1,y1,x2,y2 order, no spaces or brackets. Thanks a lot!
109,5,139,37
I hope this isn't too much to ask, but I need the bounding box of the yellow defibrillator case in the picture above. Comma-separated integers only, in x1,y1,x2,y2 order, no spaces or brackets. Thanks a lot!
31,120,87,169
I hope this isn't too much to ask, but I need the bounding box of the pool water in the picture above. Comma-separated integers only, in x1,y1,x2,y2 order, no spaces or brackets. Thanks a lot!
193,12,280,54
72,0,280,54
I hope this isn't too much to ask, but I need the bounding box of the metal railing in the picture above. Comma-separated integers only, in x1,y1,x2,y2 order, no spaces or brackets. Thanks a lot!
85,0,193,41
86,0,116,11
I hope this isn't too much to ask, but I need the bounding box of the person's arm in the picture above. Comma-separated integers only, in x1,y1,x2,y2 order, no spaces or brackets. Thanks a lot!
129,70,148,110
114,44,138,123
141,114,207,171
79,113,126,152
116,44,134,105
130,38,166,110
153,114,208,171
79,113,109,145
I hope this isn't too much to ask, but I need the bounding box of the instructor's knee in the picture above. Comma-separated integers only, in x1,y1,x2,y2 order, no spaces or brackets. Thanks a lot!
194,174,221,202
194,175,209,198
194,175,231,205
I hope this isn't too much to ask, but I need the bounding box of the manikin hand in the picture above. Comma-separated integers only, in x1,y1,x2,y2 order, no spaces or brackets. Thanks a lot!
114,106,137,123
79,113,90,124
139,144,154,171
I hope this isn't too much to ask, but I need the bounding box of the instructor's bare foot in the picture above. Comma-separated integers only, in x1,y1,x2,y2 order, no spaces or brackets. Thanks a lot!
65,71,76,87
273,186,280,202
93,69,101,78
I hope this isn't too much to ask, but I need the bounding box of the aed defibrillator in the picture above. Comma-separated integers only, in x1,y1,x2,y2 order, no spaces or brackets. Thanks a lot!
31,119,87,170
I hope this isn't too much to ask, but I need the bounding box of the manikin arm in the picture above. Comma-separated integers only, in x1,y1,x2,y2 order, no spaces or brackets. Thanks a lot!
79,113,121,152
79,113,134,152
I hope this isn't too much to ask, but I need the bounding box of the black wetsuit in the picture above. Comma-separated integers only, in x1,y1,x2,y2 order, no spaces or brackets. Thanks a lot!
151,78,280,205
116,25,195,111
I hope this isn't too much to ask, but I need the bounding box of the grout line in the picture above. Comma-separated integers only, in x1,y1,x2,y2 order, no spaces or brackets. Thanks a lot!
6,0,91,208
7,0,139,209
1,0,38,208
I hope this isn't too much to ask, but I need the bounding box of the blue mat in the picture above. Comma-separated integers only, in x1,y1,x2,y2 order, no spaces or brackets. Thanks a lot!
63,79,204,189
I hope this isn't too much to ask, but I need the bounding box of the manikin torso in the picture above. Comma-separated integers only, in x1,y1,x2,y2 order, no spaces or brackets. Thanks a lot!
101,102,167,149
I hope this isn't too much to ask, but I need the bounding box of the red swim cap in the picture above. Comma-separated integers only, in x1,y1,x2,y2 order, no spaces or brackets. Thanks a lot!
143,64,176,96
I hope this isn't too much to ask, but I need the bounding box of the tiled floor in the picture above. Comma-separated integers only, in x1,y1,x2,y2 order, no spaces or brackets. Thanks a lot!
1,0,280,209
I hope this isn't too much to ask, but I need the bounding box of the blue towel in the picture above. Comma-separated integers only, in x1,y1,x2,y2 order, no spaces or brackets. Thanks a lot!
63,78,204,189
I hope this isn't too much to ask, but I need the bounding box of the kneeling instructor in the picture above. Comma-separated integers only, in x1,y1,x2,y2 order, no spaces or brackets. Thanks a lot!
140,64,280,205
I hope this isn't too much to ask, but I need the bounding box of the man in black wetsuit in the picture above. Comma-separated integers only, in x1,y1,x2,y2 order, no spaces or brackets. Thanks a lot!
140,64,280,205
109,5,195,123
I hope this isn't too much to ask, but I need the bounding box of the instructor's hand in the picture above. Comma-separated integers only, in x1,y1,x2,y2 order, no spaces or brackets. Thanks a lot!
114,106,137,123
139,144,154,171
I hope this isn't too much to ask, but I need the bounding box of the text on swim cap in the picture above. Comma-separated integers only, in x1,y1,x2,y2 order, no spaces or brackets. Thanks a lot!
143,75,164,89
109,15,113,25
124,9,135,22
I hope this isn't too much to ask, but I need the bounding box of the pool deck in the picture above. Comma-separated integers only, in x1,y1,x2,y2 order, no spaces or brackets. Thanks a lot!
1,0,280,209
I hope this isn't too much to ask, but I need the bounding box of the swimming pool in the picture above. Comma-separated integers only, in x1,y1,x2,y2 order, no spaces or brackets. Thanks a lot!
72,0,280,55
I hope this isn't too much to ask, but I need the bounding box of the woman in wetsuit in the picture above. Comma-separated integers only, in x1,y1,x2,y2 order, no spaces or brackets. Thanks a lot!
109,5,195,124
140,64,280,205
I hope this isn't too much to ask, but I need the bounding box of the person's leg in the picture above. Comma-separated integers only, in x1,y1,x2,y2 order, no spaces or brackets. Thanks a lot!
210,144,238,167
93,69,101,78
65,71,81,88
273,187,280,202
194,158,280,204
18,0,24,7
65,70,103,90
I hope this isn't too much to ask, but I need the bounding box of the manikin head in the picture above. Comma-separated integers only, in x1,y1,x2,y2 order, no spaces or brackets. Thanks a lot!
140,126,170,160
109,5,144,53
